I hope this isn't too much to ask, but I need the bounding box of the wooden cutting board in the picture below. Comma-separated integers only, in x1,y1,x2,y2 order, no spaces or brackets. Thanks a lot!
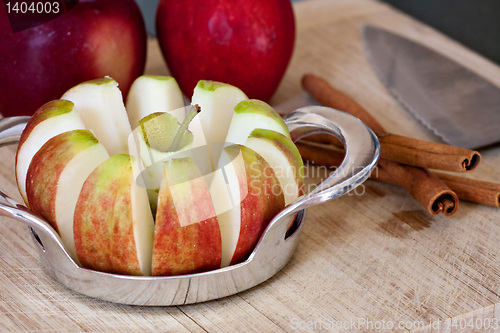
1,0,499,332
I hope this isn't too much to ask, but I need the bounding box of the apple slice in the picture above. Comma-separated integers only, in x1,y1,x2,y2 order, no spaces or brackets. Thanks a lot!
73,154,155,276
211,148,243,267
16,100,86,205
25,130,109,261
152,157,221,276
61,77,132,155
128,109,212,213
130,110,210,171
215,145,285,266
128,111,193,214
126,75,185,129
131,111,194,168
191,80,248,168
127,111,193,204
225,99,290,145
244,129,304,206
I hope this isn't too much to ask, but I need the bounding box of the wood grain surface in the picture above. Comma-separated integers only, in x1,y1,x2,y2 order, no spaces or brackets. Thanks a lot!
1,0,499,332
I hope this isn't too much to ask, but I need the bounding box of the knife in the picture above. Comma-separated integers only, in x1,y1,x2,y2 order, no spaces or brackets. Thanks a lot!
362,24,500,149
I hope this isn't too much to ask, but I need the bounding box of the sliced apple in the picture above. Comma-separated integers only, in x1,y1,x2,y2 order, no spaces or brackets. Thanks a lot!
73,154,155,276
225,99,290,145
15,100,86,205
151,157,221,276
126,75,185,129
215,145,285,266
191,80,248,168
244,129,304,206
61,77,132,155
25,130,109,261
15,77,303,277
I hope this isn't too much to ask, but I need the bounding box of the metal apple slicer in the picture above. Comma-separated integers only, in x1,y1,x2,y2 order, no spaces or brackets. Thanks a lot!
0,106,379,306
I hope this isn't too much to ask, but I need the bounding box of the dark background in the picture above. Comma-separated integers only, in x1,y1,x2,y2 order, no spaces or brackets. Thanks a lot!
380,0,500,65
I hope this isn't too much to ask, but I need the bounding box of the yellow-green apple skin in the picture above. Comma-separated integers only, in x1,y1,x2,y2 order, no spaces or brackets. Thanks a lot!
152,158,222,276
73,154,154,276
245,129,304,206
15,100,86,205
25,130,109,261
225,99,290,145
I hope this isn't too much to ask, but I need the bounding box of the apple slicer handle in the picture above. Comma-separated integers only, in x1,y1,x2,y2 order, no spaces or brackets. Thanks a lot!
0,116,29,214
0,116,39,218
283,106,380,214
0,116,30,147
245,106,379,276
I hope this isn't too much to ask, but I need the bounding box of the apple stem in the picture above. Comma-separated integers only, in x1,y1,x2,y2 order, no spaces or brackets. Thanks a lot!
169,104,201,152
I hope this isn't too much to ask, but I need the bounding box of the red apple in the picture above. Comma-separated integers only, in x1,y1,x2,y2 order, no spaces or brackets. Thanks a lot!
0,0,147,117
155,0,295,101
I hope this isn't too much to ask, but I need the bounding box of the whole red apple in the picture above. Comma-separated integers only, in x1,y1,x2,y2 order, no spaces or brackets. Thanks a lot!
0,0,147,117
155,0,295,101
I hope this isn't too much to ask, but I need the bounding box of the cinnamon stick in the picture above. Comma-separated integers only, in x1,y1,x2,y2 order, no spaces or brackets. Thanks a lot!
301,74,481,173
306,132,481,173
301,73,459,216
431,172,500,208
297,142,499,209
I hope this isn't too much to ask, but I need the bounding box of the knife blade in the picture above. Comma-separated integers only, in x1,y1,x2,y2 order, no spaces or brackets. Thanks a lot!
362,24,500,149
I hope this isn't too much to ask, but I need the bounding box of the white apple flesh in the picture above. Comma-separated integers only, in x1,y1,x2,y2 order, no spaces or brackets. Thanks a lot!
15,100,86,205
192,80,248,168
212,147,243,267
61,77,132,155
126,75,185,129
